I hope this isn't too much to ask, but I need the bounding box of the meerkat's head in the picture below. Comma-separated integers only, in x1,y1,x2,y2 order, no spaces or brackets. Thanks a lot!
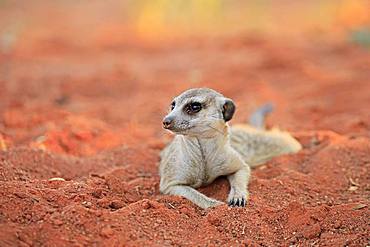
162,88,235,137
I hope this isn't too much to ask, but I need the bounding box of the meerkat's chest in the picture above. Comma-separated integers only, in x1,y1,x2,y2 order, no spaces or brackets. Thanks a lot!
164,136,228,187
178,144,208,187
187,146,227,186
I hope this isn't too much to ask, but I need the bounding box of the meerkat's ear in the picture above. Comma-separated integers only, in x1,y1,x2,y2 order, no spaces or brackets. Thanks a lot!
222,98,235,122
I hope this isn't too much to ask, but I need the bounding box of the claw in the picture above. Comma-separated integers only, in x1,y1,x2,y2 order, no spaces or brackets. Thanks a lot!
241,198,245,207
228,197,247,207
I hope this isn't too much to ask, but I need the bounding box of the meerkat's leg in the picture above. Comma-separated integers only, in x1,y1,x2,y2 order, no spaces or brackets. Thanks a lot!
227,164,250,207
163,185,223,209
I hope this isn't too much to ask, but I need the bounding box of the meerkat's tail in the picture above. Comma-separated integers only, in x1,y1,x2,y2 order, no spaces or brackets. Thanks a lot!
231,103,301,167
248,103,274,129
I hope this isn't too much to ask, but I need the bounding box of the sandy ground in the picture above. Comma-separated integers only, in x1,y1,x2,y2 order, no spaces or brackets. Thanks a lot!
0,3,370,246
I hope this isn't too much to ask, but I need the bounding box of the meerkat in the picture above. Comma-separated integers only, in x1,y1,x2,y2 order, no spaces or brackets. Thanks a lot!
159,88,301,209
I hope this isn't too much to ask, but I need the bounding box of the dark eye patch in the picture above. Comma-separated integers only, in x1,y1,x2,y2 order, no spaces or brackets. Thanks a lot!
184,102,202,114
170,101,176,110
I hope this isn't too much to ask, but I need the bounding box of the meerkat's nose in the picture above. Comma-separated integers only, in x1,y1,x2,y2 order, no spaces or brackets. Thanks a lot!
162,116,174,129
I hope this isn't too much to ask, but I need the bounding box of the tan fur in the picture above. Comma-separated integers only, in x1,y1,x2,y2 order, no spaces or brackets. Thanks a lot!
231,124,302,167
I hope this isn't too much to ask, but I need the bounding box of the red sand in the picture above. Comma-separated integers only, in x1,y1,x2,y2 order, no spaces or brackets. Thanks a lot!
1,11,370,246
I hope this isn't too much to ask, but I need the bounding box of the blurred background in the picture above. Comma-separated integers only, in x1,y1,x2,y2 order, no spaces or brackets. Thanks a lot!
0,0,369,155
0,0,369,50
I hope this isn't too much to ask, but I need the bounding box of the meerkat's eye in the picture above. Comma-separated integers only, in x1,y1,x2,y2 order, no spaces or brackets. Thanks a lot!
190,102,202,112
185,102,202,114
170,101,176,111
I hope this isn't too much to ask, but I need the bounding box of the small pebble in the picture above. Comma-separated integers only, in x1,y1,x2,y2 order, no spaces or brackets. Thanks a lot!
53,219,63,226
14,192,28,199
333,221,341,229
100,226,114,238
109,200,124,210
142,200,151,209
92,189,103,199
180,207,191,216
82,201,92,208
94,210,103,217
48,177,66,182
302,224,321,239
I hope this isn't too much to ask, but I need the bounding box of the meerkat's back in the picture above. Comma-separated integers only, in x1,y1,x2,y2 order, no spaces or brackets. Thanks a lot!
230,124,301,167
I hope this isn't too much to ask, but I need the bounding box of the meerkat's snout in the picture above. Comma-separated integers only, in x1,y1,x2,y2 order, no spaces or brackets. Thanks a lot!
162,116,174,129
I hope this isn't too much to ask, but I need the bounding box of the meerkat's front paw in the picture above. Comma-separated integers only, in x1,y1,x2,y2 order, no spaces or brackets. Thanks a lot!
228,197,246,207
227,190,249,207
